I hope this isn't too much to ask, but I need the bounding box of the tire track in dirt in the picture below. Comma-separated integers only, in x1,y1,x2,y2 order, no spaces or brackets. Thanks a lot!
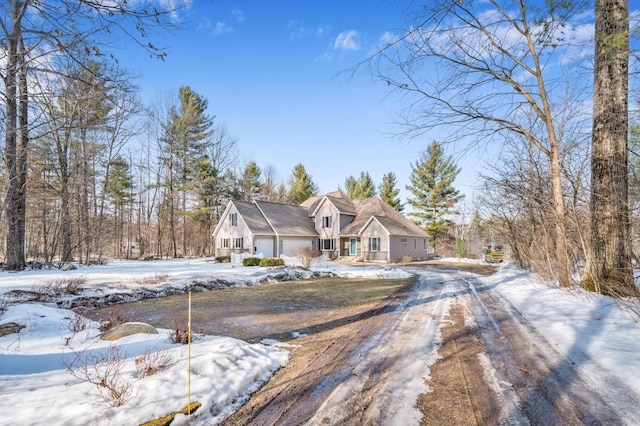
305,273,454,425
222,273,454,425
454,276,628,425
223,268,636,425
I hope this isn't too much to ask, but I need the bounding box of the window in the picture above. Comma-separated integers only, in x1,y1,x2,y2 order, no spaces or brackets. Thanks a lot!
369,237,380,252
230,213,238,226
320,238,335,251
400,237,408,244
233,238,243,249
424,239,427,249
414,239,417,250
221,238,230,249
322,216,332,228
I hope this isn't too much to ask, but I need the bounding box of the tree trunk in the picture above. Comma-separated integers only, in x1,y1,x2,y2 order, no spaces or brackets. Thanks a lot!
589,0,635,296
550,147,571,287
3,17,27,271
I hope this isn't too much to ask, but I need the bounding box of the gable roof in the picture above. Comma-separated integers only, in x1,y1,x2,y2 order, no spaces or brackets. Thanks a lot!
232,200,275,235
341,197,428,237
215,192,428,240
325,191,356,215
299,195,322,215
306,190,357,218
255,201,317,236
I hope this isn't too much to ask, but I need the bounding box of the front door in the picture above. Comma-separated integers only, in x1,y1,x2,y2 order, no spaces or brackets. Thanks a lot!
349,238,357,256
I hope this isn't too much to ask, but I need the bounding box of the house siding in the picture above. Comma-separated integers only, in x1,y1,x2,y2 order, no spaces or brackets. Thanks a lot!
389,236,429,261
360,220,389,262
215,206,253,257
315,201,340,258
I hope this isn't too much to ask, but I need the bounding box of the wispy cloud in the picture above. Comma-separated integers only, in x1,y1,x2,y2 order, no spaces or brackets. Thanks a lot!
287,20,332,41
333,30,360,51
213,22,234,35
232,9,245,23
379,31,399,45
196,16,212,31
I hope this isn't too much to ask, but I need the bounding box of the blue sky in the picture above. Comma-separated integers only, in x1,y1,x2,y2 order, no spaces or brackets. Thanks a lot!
122,2,494,202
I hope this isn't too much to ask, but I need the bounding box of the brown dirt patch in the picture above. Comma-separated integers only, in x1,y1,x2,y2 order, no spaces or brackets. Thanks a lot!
85,277,411,342
416,302,500,425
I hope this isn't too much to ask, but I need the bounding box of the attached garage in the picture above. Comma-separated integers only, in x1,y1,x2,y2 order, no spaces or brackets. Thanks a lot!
254,238,275,258
281,238,315,257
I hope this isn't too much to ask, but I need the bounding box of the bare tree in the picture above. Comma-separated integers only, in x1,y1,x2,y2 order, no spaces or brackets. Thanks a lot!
1,0,186,270
365,0,593,286
206,123,240,221
262,163,288,203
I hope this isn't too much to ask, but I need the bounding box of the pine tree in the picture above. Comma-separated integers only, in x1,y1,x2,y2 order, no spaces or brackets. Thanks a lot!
378,172,403,211
344,171,376,199
288,164,319,204
239,161,262,201
406,141,463,243
344,176,357,198
105,156,133,257
160,86,214,257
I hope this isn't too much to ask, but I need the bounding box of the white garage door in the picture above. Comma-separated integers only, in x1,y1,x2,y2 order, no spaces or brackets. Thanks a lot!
254,238,274,258
281,239,314,256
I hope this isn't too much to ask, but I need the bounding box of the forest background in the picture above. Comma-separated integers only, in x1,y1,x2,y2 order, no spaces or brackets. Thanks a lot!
1,1,639,296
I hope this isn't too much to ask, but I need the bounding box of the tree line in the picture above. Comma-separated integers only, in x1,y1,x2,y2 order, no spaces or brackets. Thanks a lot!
2,0,638,301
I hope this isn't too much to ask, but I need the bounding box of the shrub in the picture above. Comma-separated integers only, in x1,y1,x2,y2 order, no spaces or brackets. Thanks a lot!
63,312,92,334
401,255,413,263
134,274,169,285
169,328,190,345
31,276,87,300
259,257,284,267
242,257,261,267
135,346,175,378
0,296,7,317
98,308,136,332
215,256,231,263
293,247,315,268
64,345,134,407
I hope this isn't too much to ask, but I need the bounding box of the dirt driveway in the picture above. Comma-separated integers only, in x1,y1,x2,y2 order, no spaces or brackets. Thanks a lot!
89,262,635,425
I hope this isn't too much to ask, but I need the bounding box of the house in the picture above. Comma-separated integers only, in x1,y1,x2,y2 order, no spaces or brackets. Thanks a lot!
213,191,430,262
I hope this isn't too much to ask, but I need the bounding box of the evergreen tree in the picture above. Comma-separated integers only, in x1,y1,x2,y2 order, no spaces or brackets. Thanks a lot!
191,155,218,226
288,163,319,204
378,172,403,211
238,161,262,201
105,156,134,210
344,176,357,198
160,86,214,257
406,141,463,243
105,156,133,256
344,171,376,199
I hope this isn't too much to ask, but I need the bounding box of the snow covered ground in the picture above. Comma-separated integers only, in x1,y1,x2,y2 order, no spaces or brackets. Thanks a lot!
0,258,639,425
0,258,409,425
